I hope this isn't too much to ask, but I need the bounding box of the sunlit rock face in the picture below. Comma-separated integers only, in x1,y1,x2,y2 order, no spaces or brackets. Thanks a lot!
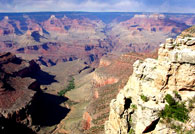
105,28,195,134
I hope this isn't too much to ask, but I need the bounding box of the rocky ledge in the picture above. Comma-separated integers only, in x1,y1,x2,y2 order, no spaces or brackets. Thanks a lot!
0,52,40,133
105,28,195,134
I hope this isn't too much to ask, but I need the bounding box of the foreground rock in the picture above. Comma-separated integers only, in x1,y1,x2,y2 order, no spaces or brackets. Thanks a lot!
105,30,195,134
0,52,40,133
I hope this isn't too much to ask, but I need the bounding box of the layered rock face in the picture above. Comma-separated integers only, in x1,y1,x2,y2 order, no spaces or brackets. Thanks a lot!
109,14,189,54
0,52,40,133
83,52,157,134
0,13,194,67
105,33,195,133
0,14,109,66
169,15,195,26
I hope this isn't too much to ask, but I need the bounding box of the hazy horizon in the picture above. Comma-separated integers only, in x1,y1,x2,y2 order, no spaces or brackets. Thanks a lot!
0,0,195,13
0,11,195,14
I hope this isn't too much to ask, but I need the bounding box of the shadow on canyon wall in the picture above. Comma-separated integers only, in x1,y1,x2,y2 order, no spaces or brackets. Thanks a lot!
0,118,36,134
30,92,70,127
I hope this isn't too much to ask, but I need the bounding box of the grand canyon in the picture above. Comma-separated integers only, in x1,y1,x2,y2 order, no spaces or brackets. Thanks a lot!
0,11,195,134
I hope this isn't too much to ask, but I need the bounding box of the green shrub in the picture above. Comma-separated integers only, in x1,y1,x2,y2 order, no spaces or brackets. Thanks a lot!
58,77,75,96
140,94,149,102
129,116,132,123
160,94,189,122
129,128,135,134
131,104,137,110
164,94,176,106
58,90,67,96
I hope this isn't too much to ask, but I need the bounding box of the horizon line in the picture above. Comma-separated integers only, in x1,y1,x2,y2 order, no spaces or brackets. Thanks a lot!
0,11,195,14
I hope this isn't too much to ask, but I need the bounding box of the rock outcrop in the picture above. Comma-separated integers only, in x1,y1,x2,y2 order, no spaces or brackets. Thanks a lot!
105,32,195,133
0,52,40,133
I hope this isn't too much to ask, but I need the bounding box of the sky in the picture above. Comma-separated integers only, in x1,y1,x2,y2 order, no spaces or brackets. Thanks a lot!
0,0,195,13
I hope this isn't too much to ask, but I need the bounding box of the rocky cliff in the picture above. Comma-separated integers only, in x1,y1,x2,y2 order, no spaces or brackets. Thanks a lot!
0,52,40,133
105,28,195,134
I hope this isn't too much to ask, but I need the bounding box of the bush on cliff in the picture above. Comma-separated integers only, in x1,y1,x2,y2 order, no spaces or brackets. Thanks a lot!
160,94,189,122
140,94,149,102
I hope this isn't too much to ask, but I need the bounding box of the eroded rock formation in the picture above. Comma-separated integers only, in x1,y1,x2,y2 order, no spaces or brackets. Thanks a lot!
105,29,195,134
0,52,40,133
0,13,194,67
109,14,189,54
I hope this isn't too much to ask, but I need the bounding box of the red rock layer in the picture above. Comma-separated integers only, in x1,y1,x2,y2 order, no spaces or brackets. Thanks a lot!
84,51,158,134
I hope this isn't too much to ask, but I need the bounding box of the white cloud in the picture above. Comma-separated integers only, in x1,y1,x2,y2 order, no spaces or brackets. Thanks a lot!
39,0,143,12
0,0,194,13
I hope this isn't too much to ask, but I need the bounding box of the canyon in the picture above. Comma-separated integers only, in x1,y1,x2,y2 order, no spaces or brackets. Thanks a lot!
0,13,193,66
0,12,195,134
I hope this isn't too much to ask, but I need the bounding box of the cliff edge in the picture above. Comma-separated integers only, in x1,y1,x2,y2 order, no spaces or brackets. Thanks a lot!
0,52,40,133
105,27,195,134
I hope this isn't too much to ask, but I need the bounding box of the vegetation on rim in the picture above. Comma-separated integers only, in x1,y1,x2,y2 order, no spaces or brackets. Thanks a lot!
160,94,189,122
140,94,149,102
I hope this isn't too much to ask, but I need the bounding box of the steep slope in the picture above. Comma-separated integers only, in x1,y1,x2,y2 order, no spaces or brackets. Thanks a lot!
0,52,74,134
84,52,157,134
0,52,40,133
181,26,195,37
105,32,195,134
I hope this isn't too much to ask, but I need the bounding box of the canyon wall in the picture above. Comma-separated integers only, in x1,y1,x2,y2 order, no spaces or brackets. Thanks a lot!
0,52,41,133
105,29,195,134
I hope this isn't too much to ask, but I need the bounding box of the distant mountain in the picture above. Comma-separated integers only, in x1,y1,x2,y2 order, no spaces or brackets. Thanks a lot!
109,14,190,54
0,12,194,67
